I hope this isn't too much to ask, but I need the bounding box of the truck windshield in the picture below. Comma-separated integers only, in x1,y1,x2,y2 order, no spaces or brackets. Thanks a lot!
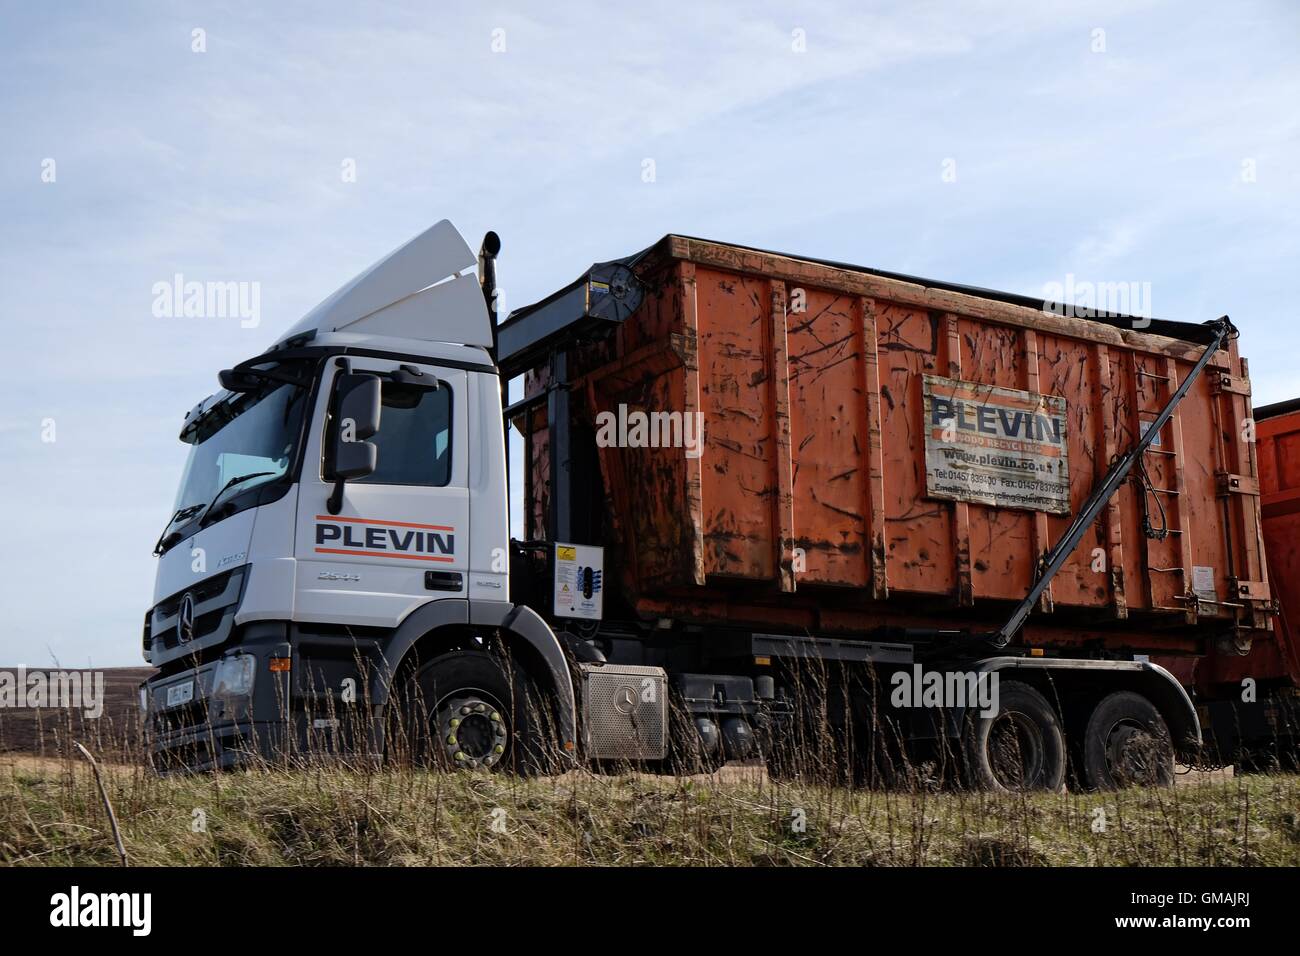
171,373,311,518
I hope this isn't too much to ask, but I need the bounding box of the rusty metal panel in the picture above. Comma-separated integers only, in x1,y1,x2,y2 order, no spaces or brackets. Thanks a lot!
859,298,889,600
1165,356,1198,624
767,280,796,592
940,314,973,607
787,288,871,590
1128,352,1183,612
1094,344,1128,618
578,267,695,594
679,262,706,587
1225,346,1269,620
951,321,1035,602
1022,329,1054,612
877,303,956,597
695,267,777,580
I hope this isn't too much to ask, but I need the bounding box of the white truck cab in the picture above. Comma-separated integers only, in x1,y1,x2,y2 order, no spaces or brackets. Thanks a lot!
143,221,577,771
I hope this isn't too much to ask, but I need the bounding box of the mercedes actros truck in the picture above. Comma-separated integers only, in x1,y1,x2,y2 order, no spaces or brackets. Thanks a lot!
140,220,1273,790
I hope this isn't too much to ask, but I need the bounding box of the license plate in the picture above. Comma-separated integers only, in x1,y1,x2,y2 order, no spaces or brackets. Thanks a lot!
166,681,194,708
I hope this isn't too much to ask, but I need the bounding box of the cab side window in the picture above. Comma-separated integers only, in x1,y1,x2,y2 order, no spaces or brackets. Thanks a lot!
355,381,452,486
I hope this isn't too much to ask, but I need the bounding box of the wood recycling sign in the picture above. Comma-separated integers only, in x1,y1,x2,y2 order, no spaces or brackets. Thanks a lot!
921,374,1071,515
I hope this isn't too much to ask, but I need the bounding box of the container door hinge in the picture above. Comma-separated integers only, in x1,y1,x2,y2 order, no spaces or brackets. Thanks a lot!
1211,373,1251,396
1231,578,1270,602
1215,472,1260,496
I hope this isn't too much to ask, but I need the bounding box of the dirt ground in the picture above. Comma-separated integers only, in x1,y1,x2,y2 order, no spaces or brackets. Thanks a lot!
0,666,153,759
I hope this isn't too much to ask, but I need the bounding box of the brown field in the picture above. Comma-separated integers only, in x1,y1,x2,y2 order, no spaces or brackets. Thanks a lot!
0,667,153,761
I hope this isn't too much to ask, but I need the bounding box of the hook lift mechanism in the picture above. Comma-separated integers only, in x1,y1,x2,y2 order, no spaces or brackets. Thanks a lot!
984,315,1237,649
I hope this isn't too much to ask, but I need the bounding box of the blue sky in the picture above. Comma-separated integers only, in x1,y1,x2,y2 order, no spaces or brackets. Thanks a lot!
0,1,1296,665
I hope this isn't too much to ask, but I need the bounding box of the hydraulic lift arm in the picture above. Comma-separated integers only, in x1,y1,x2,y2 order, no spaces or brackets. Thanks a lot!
989,315,1238,648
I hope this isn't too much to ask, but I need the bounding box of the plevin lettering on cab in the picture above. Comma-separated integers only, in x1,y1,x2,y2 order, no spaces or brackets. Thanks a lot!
315,520,455,557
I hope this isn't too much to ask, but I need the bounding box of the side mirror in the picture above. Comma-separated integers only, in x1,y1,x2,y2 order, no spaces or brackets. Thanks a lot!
325,372,382,513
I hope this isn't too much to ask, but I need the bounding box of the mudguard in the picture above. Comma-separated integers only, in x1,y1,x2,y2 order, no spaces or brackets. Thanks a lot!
369,599,578,758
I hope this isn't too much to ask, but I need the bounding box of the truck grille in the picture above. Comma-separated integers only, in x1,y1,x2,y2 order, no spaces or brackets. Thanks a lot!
148,566,247,654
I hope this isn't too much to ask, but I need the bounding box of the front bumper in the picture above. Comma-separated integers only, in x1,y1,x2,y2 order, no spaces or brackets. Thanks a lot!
145,626,290,771
144,622,384,772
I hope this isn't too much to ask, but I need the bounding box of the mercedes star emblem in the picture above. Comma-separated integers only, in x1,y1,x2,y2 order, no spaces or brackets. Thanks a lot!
176,592,196,644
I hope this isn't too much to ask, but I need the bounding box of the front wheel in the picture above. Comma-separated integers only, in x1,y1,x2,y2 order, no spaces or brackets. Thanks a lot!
1081,691,1175,790
400,649,558,775
961,681,1066,792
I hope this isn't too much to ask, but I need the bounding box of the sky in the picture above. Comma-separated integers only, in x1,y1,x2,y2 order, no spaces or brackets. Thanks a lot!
0,1,1297,666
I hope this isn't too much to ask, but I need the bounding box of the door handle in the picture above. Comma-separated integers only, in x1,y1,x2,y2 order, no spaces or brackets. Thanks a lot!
424,570,463,592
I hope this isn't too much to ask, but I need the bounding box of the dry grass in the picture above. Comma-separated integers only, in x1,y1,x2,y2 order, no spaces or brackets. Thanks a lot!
4,662,1295,867
2,751,1297,867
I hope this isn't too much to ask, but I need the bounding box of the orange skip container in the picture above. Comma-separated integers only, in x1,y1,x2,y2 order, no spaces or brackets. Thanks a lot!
519,236,1272,656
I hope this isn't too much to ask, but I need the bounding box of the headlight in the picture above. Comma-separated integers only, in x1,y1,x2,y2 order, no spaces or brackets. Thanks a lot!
212,653,256,702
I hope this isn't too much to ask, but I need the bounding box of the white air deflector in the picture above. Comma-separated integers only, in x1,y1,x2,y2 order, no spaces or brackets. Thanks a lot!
273,219,493,348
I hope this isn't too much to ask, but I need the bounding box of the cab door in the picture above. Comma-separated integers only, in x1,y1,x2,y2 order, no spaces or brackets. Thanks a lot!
294,356,469,626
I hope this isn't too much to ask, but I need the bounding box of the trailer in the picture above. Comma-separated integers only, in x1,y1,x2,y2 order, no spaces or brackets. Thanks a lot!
140,221,1273,791
1160,398,1300,767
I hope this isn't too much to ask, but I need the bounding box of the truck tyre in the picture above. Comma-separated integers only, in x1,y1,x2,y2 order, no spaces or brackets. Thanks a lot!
403,649,557,776
1081,691,1175,790
961,681,1066,792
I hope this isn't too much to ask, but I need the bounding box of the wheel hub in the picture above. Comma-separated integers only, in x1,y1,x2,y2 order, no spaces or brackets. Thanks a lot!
1105,721,1163,785
438,694,509,769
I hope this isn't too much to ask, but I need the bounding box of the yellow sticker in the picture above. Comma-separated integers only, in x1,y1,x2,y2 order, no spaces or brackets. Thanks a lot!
557,545,576,561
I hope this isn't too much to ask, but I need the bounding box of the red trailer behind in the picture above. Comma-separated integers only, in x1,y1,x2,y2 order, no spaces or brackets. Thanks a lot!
1171,399,1300,764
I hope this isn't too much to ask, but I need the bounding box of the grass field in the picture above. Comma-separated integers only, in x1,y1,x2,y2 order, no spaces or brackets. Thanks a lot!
2,667,1297,867
2,752,1297,867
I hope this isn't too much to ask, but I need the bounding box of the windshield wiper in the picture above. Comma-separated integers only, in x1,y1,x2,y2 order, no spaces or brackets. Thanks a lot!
198,471,277,527
152,503,205,556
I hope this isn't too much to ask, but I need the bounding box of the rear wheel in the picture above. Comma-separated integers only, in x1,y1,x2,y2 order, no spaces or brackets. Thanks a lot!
1081,691,1174,790
962,681,1066,792
402,649,557,775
